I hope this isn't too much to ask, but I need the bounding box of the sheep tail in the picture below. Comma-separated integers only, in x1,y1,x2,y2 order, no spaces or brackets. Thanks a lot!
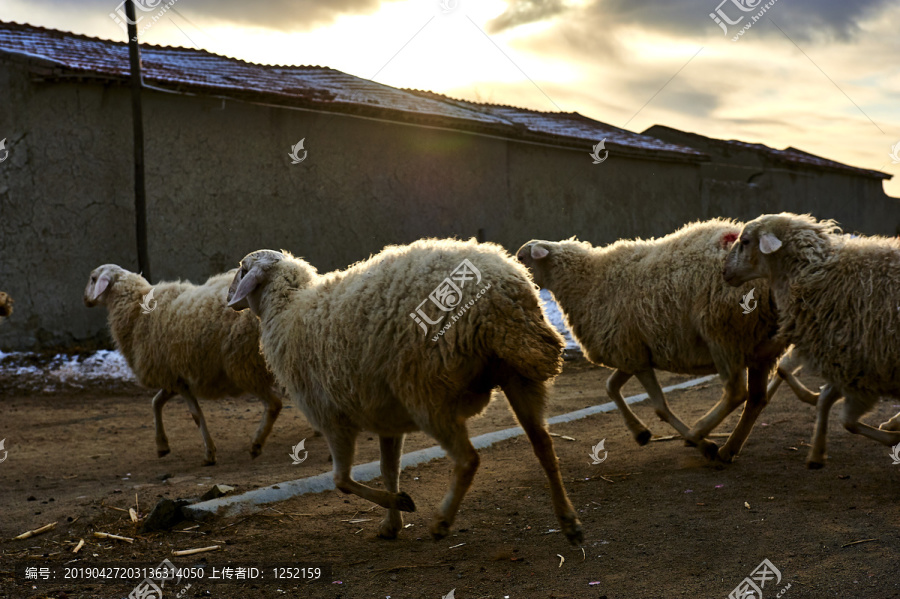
490,285,565,383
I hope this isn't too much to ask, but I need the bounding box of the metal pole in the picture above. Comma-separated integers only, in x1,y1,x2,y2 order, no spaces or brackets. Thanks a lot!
124,0,152,281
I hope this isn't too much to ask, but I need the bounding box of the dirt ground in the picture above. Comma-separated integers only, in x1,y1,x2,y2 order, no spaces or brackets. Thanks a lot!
1,359,899,599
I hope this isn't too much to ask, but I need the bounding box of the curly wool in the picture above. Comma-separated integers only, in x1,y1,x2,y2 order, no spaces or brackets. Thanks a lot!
0,291,11,322
255,238,564,435
102,269,275,399
745,213,900,398
527,219,779,374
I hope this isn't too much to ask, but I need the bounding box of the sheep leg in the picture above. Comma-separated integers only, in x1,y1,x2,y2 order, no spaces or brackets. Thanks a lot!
325,426,416,513
250,389,283,458
606,369,652,445
429,422,480,542
717,366,769,463
152,390,177,458
778,366,819,406
806,384,842,469
377,434,405,539
841,393,900,446
502,377,583,546
687,369,747,440
879,412,900,432
182,390,217,466
634,370,718,460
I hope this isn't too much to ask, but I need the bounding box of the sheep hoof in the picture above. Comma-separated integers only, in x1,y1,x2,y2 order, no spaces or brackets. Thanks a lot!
562,517,584,546
698,439,720,461
250,444,262,458
635,430,652,446
202,457,217,466
377,521,400,540
806,459,826,470
715,447,736,464
683,439,697,447
394,491,416,512
430,519,451,541
157,449,170,458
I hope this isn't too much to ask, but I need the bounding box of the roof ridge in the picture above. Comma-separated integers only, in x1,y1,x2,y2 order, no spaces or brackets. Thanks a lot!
0,19,339,72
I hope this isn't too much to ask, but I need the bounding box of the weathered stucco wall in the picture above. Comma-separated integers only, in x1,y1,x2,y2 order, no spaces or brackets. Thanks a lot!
2,57,896,351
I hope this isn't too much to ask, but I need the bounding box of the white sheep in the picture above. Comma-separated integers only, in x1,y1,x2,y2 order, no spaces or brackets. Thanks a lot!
226,240,583,545
84,265,283,465
0,291,12,324
517,219,786,463
724,213,900,467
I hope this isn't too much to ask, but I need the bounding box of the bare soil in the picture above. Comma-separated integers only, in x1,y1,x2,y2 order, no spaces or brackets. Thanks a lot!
1,359,899,599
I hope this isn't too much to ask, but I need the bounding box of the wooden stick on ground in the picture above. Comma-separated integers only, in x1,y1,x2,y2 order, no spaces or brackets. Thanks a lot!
13,522,58,540
72,539,85,554
841,539,877,548
172,545,220,557
93,532,134,543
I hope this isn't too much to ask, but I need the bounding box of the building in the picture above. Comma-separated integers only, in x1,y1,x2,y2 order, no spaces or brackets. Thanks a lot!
0,21,895,350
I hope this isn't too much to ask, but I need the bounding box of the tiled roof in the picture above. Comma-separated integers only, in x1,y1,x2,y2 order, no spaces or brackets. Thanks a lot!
0,20,706,162
645,125,890,180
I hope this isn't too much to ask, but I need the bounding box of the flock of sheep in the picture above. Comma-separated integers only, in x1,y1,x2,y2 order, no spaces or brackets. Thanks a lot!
12,211,893,547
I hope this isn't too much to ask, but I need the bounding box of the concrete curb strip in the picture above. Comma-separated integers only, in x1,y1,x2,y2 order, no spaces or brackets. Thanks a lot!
182,374,718,520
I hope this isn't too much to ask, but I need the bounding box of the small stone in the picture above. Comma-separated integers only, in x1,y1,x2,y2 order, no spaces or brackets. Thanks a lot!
140,498,191,533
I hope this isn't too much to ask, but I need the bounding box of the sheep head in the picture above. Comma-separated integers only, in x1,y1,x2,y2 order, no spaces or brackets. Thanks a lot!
228,250,286,314
516,240,553,288
84,264,130,307
724,213,838,287
0,291,12,318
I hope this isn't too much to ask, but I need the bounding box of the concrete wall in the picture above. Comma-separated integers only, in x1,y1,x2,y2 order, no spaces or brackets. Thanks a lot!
645,125,900,236
0,59,707,351
3,56,895,351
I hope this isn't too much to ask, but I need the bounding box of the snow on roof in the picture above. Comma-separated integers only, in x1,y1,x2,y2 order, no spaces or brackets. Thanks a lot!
0,20,706,161
645,125,890,180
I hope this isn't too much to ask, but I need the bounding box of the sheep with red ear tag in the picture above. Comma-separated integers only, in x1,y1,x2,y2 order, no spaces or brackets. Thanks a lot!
725,212,900,468
517,218,790,464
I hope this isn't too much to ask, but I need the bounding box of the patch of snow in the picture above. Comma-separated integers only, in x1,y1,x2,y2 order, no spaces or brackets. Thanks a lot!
539,290,579,351
0,349,136,389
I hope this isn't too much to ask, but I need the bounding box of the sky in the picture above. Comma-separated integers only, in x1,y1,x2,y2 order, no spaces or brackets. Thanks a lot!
3,0,899,198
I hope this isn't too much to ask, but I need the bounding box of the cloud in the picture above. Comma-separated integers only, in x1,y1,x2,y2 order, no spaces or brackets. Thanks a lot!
488,0,895,42
42,0,392,32
486,0,568,33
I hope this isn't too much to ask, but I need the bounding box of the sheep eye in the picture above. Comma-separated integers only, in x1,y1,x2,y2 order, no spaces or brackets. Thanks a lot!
91,275,97,282
740,238,750,246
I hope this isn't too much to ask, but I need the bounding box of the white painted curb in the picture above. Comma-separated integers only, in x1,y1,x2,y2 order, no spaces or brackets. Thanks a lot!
182,374,717,520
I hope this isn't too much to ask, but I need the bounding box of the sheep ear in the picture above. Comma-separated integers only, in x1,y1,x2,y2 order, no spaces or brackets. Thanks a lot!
531,244,550,260
88,275,111,301
759,232,783,254
227,267,260,310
